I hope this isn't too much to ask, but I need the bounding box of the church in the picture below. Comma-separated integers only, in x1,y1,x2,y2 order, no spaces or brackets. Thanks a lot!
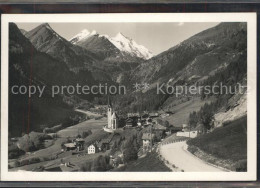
106,97,118,130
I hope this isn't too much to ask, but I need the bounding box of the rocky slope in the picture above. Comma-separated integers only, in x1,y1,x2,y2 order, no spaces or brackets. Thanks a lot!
9,23,90,137
132,23,247,86
25,23,97,71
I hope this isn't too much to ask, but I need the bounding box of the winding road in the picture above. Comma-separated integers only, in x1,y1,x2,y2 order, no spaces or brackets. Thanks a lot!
160,141,225,172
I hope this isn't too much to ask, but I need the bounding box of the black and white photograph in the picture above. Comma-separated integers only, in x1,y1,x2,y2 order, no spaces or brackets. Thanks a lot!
1,13,257,181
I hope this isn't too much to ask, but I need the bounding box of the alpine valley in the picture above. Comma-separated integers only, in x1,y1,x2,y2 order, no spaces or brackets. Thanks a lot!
8,22,247,173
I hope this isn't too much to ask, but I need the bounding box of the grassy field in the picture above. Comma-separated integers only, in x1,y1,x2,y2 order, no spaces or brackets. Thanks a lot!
187,116,247,171
162,97,214,127
57,117,107,137
9,116,109,171
112,151,171,172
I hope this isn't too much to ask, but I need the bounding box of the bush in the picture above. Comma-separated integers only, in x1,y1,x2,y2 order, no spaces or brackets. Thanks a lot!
17,134,35,152
29,157,41,164
91,155,112,171
234,159,247,172
13,160,20,168
187,145,198,154
17,132,46,152
41,156,50,162
82,130,92,138
8,144,25,159
20,159,29,166
80,162,92,172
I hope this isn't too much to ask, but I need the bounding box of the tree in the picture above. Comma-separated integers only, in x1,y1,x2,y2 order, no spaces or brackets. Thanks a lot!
200,103,214,130
82,130,92,138
91,155,111,171
121,136,138,163
188,111,198,128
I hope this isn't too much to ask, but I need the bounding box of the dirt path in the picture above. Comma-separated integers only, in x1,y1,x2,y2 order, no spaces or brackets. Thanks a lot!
75,109,102,118
160,141,224,172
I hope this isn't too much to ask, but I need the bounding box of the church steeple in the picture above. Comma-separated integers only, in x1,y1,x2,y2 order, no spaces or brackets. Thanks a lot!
108,95,112,108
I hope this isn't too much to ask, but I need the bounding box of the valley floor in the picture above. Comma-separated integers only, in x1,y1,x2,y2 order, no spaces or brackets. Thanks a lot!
9,112,108,171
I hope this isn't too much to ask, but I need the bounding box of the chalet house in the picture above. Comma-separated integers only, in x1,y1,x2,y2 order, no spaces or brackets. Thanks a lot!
88,144,98,154
149,112,159,118
142,133,155,151
97,141,109,152
145,117,152,125
167,126,183,134
125,118,134,127
182,124,189,131
195,124,207,134
127,112,140,118
63,143,76,151
160,113,170,118
153,123,167,131
141,114,149,119
176,130,198,138
73,138,85,151
137,118,142,127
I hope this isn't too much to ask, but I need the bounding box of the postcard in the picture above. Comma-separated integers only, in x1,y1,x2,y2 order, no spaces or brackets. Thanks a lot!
1,13,257,181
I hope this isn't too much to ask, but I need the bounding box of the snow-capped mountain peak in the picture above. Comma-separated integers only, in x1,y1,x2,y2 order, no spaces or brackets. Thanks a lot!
70,29,98,44
108,32,153,60
70,29,153,60
114,32,128,40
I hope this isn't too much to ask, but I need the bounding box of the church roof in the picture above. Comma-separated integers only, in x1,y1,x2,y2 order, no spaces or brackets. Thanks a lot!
112,112,119,119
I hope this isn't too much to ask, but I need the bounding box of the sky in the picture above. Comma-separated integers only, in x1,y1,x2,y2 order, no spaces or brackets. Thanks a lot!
16,22,219,55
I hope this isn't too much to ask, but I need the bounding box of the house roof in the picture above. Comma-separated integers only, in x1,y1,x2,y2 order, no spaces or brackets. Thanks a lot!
88,144,97,148
142,133,155,140
64,143,76,148
149,112,159,117
111,112,119,119
153,123,167,130
127,113,140,117
126,118,133,123
75,138,85,142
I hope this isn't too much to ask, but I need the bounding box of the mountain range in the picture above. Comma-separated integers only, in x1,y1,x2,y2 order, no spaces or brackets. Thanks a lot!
70,29,153,60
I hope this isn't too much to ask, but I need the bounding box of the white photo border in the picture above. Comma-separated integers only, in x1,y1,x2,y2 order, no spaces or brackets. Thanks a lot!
1,13,257,181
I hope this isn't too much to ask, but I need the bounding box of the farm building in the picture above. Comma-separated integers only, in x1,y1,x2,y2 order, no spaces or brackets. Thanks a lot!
63,143,76,151
73,138,85,151
125,118,134,127
137,118,142,127
149,112,159,118
127,112,140,118
182,124,189,131
142,133,155,151
176,130,198,138
97,141,109,152
153,123,167,131
195,124,207,134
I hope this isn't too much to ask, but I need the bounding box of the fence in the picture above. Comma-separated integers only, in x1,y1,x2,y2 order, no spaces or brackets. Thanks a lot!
160,138,188,146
